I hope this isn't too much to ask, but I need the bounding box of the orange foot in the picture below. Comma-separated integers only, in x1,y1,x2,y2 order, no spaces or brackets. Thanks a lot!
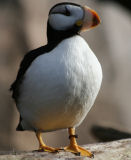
64,127,94,157
36,131,59,153
64,145,93,157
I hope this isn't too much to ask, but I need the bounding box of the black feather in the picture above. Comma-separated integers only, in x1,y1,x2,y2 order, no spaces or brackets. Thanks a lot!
10,42,59,102
16,116,24,131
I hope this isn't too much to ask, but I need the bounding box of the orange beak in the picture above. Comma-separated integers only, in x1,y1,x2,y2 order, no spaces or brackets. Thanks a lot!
76,6,100,32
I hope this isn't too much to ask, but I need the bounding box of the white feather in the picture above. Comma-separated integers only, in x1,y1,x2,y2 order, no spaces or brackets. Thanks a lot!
18,35,102,132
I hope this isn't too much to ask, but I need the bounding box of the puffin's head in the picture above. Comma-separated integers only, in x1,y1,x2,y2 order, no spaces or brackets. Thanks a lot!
48,2,100,38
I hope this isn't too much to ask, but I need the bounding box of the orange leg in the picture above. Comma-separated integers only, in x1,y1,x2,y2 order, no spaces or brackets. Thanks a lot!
36,131,58,153
64,128,93,157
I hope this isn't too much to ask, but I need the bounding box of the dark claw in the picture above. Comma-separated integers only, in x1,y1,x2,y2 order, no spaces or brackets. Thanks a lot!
38,149,45,152
75,152,81,156
58,148,65,151
32,149,45,152
90,153,94,158
53,150,59,153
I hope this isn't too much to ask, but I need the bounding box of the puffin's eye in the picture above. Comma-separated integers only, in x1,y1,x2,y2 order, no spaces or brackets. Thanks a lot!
65,6,70,16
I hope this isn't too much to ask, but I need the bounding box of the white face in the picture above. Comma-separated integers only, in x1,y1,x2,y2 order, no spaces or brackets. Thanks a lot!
49,4,84,31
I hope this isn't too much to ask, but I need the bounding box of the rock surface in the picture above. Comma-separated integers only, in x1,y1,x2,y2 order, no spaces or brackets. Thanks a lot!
0,139,131,160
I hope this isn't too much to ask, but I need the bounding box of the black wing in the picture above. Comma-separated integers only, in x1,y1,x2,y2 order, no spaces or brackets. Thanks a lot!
10,42,59,103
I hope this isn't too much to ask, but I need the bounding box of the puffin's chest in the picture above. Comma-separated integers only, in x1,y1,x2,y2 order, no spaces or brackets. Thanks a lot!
18,36,102,130
20,36,102,106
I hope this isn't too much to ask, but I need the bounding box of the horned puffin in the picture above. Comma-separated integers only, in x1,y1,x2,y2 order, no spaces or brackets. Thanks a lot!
10,2,102,157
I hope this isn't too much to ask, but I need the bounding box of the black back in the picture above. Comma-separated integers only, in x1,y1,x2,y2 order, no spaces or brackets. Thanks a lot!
10,42,59,102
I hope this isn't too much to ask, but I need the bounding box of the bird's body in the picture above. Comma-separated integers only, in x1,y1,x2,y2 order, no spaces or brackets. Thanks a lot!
11,2,102,157
18,35,102,132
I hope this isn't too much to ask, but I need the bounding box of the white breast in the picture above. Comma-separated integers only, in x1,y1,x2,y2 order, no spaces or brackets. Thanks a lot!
18,35,102,132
